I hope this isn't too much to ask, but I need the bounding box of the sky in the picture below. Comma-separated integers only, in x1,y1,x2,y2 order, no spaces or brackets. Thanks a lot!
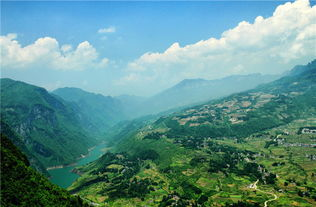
1,0,316,97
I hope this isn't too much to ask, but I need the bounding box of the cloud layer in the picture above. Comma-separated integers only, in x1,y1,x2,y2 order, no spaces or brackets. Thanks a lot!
120,0,316,94
1,0,315,96
98,26,116,34
0,34,108,71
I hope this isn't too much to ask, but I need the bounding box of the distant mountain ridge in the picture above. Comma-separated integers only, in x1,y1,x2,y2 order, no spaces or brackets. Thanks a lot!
135,73,280,117
284,59,316,77
51,74,280,121
53,87,127,137
50,73,284,121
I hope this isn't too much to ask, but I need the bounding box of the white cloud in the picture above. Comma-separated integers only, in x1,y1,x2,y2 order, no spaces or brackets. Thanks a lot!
98,26,116,34
121,0,316,95
99,58,110,68
61,44,72,53
0,34,109,71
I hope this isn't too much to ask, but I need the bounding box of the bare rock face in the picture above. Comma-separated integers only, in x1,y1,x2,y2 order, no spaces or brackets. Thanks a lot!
30,104,57,126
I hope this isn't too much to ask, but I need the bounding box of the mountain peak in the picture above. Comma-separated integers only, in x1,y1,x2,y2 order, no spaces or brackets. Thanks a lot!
284,59,316,77
175,78,209,88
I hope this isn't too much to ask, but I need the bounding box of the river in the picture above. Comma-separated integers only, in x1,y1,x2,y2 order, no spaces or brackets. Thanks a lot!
48,142,108,189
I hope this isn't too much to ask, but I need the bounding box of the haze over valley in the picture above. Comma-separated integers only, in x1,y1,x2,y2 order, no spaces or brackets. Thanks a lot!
1,0,316,206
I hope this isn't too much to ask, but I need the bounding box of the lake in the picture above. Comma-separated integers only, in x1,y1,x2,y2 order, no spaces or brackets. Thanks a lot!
48,142,108,188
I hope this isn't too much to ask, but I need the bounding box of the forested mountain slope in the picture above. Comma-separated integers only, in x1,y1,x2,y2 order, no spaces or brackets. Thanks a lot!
0,130,91,207
0,120,48,175
0,78,97,169
69,60,316,206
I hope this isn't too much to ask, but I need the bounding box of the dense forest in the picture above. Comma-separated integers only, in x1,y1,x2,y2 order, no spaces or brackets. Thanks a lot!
0,127,91,206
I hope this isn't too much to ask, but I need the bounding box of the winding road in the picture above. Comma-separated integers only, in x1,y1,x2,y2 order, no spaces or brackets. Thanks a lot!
249,179,278,207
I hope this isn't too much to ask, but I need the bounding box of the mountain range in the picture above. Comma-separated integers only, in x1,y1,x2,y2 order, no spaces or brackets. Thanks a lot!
52,87,127,137
136,73,279,117
0,71,281,175
1,60,315,206
68,60,316,206
53,73,280,120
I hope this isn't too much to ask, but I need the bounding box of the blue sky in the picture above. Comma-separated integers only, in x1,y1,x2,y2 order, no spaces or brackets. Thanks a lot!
1,0,316,96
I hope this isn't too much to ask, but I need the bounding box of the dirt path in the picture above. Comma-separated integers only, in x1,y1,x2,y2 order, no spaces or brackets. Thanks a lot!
262,192,278,207
249,180,278,207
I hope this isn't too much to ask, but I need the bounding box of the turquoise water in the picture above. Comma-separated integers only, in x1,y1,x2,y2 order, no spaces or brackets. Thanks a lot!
49,142,107,189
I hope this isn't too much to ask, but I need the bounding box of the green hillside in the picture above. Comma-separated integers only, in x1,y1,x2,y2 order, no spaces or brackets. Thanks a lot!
0,120,49,175
0,130,91,207
53,87,127,137
69,60,316,206
0,78,97,168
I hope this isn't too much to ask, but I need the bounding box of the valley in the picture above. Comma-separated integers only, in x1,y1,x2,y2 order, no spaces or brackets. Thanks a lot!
1,1,316,206
49,142,108,188
1,60,315,207
65,61,316,206
68,118,316,206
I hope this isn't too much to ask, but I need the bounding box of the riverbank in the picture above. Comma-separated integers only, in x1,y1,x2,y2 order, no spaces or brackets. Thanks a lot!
46,157,85,171
46,145,99,171
48,142,108,188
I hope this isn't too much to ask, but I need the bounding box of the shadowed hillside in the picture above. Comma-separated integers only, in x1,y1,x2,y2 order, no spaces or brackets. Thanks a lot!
0,129,91,207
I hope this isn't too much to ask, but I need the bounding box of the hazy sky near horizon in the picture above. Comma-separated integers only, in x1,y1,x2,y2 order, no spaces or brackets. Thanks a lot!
1,0,316,96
